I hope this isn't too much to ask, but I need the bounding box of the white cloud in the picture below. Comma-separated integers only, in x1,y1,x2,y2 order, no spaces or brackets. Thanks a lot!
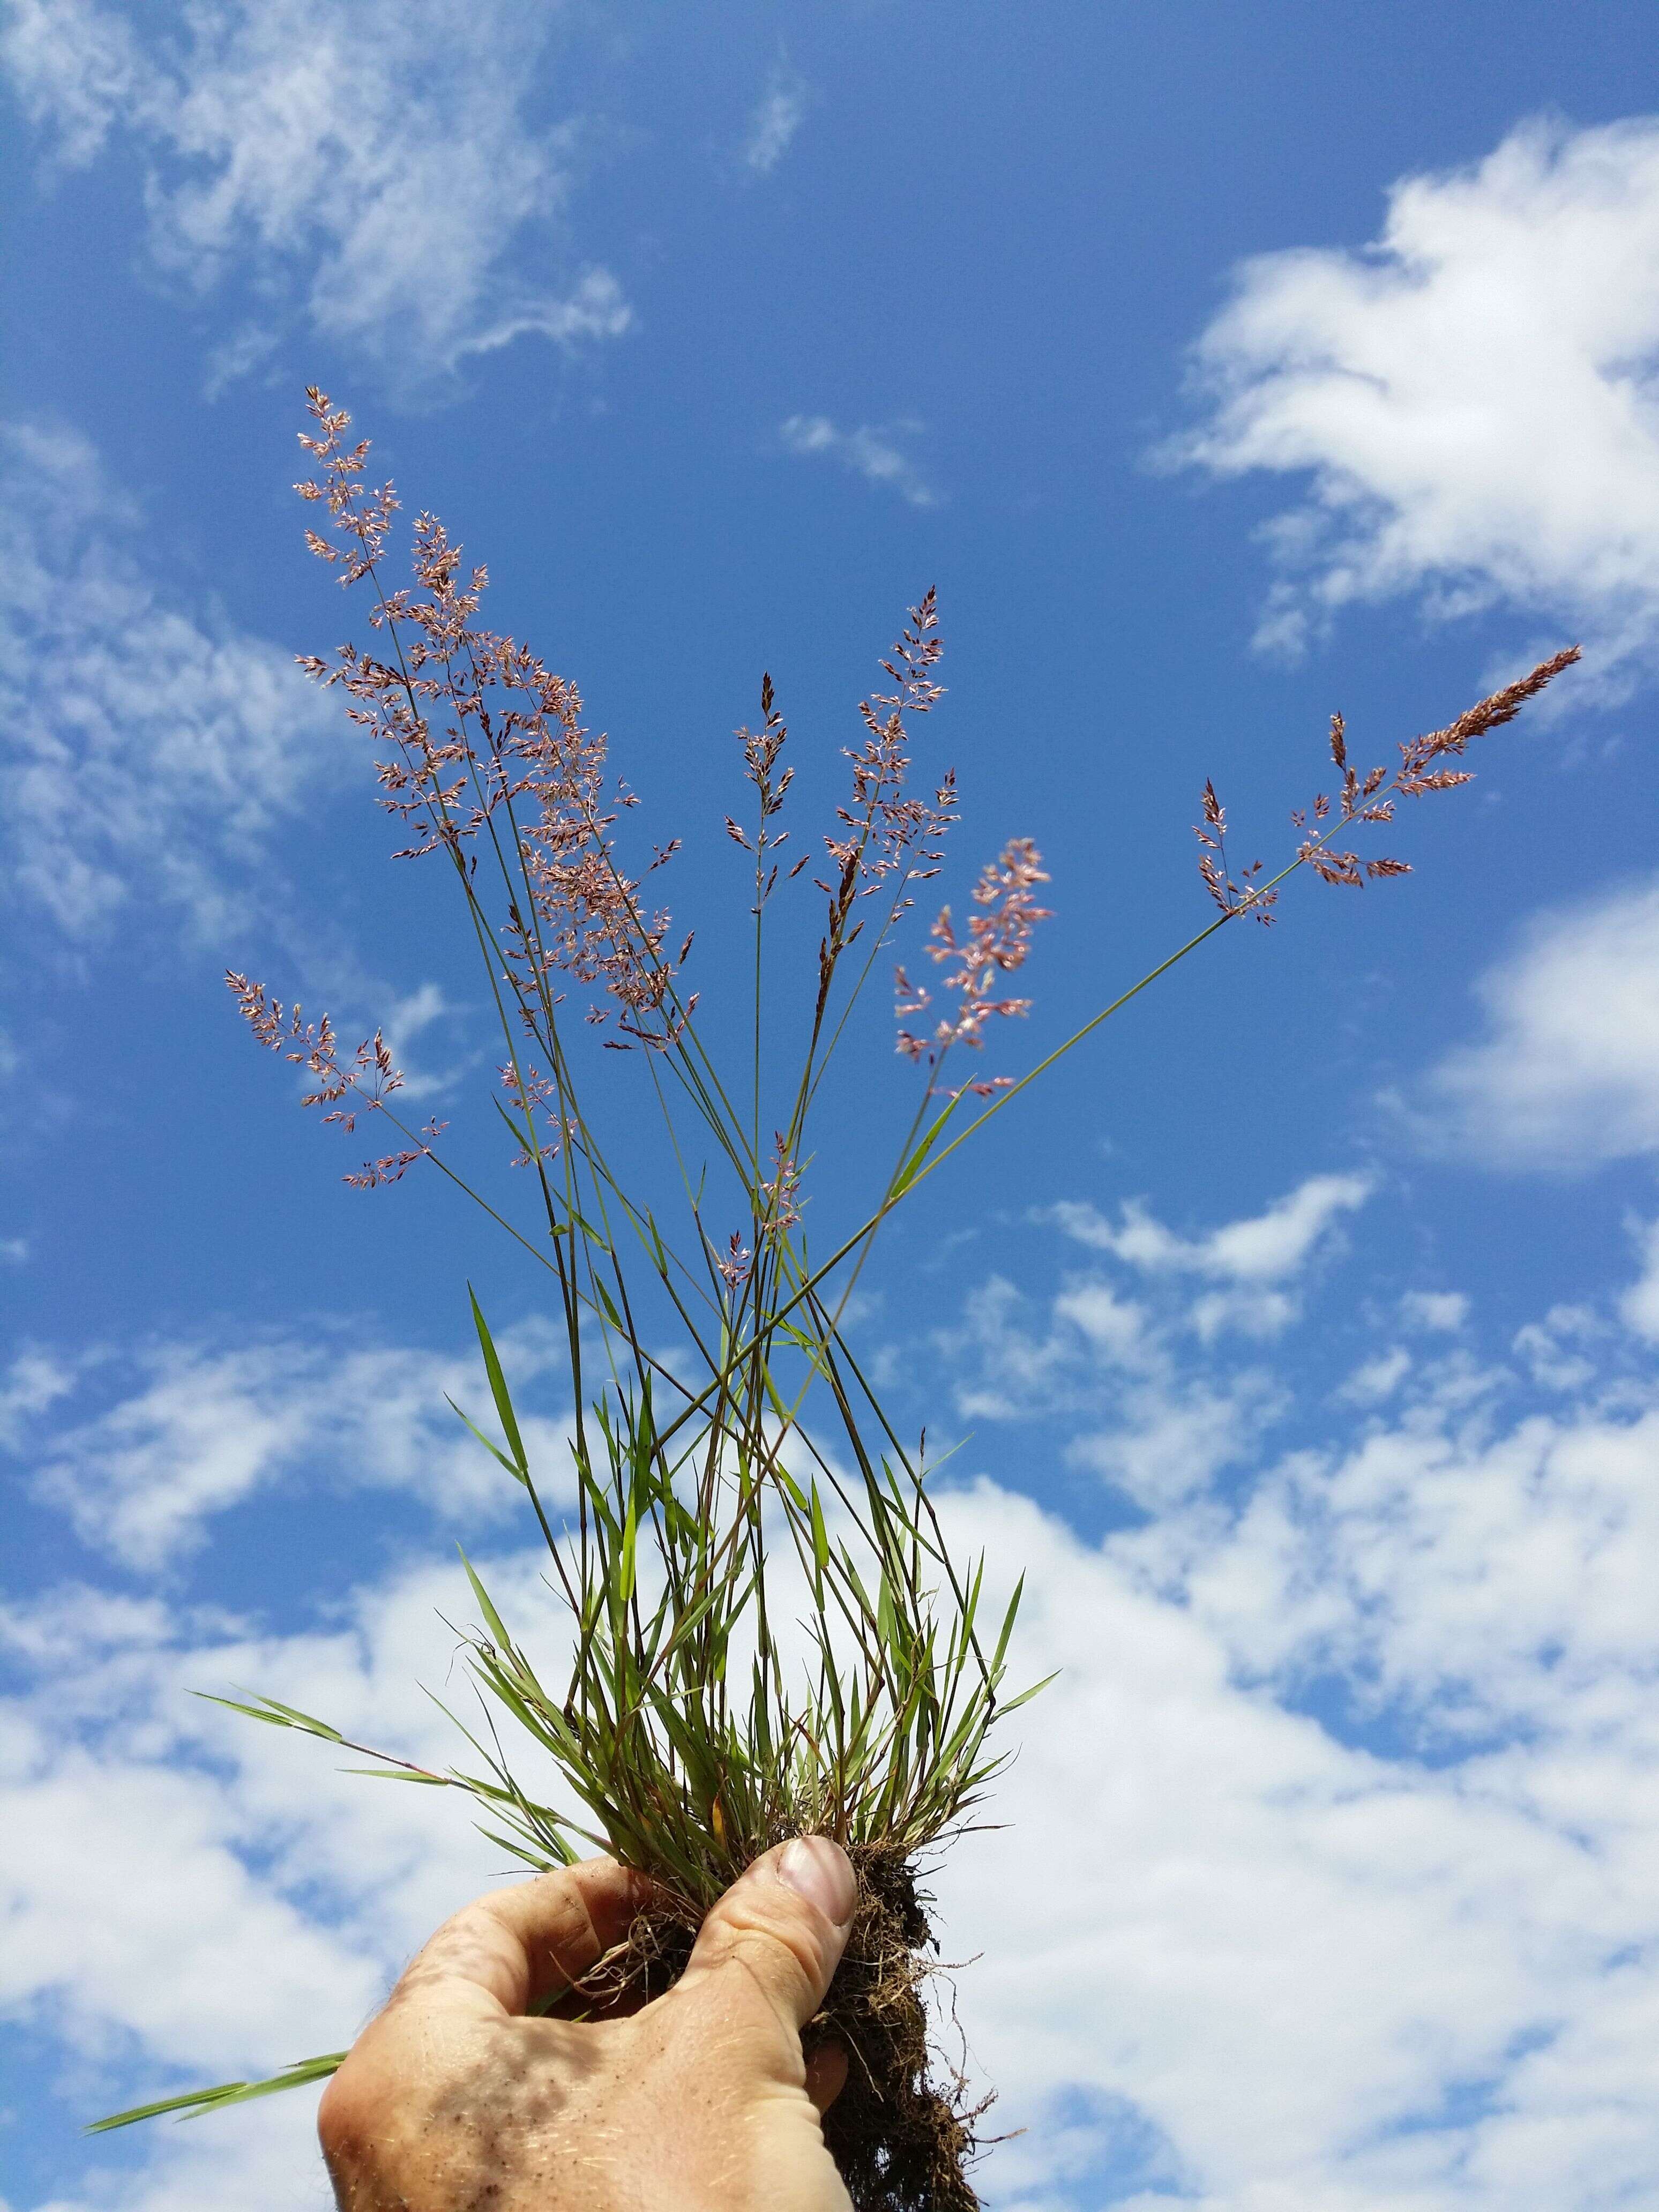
1402,1288,1470,1333
942,1179,1378,1507
940,1268,1286,1512
0,1551,559,2209
0,420,337,943
743,59,807,176
11,1249,1659,2208
1418,876,1659,1167
0,1575,597,2212
1,0,631,382
941,1442,1659,2211
932,1229,1659,2207
1067,1367,1283,1508
0,0,141,168
0,1347,76,1449
1338,1343,1411,1402
1163,1394,1659,1757
1171,115,1659,685
1513,1302,1604,1392
20,2097,337,2212
1052,1172,1371,1341
1618,1216,1659,1342
14,1321,574,1569
1055,1174,1372,1283
779,414,938,506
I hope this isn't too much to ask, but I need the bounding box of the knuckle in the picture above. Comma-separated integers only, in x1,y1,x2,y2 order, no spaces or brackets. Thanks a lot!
715,1896,826,2001
316,2060,375,2160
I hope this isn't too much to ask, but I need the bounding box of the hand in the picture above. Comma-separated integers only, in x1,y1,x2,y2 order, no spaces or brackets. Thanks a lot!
318,1837,857,2211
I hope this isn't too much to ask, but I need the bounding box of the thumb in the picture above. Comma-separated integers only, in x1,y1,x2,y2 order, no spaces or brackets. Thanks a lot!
676,1836,858,2041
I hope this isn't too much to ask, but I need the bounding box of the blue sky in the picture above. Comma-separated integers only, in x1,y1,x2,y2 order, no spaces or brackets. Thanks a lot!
6,4,1659,2207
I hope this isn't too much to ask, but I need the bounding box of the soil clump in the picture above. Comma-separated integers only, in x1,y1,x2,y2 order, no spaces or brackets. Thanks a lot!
585,1844,985,2211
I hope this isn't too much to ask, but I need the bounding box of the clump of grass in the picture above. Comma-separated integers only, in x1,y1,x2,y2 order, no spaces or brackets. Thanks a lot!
93,390,1578,2206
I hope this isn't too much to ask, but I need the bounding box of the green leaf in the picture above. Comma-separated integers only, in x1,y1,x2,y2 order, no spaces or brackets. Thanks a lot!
193,1691,343,1743
998,1669,1060,1714
339,1766,449,1784
991,1574,1025,1676
468,1288,529,1475
458,1547,513,1651
88,2053,347,2133
773,1464,809,1513
618,1484,639,1607
891,1090,967,1199
446,1395,531,1487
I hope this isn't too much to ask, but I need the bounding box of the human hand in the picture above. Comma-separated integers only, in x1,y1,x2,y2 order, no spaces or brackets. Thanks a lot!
318,1837,857,2212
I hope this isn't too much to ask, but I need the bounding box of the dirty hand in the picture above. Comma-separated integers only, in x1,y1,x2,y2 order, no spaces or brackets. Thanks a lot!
318,1837,856,2212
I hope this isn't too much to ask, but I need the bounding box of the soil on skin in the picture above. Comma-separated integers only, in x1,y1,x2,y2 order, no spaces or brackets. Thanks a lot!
590,1844,985,2211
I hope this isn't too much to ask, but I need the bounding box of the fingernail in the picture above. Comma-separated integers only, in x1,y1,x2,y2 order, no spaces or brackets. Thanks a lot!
775,1836,857,1927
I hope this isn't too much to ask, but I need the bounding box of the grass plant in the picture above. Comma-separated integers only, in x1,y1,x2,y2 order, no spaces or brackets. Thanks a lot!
92,391,1579,2207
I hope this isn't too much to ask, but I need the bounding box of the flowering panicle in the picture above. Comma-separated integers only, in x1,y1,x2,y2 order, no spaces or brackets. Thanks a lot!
295,394,397,584
1200,645,1583,914
1193,779,1276,922
294,391,685,1056
1396,646,1582,784
896,839,1051,1096
499,1064,579,1168
1281,711,1407,889
809,597,961,1037
718,1231,752,1290
226,972,427,1186
727,674,810,911
821,592,955,898
759,1134,804,1235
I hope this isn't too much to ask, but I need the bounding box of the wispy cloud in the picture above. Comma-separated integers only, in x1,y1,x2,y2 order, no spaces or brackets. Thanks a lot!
1167,116,1659,692
1,0,631,385
1052,1171,1371,1340
936,1178,1372,1503
1400,1287,1469,1333
14,1320,574,1568
1414,875,1659,1167
743,58,808,176
779,414,938,507
0,419,338,943
0,1344,76,1449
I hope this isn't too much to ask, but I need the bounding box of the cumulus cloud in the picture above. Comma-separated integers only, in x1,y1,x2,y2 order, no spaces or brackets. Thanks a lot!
13,1320,574,1569
0,1552,561,2208
1,0,631,382
1171,115,1659,686
1,420,337,943
1417,875,1659,1167
743,59,807,175
14,1252,1659,2208
779,414,938,506
943,1446,1659,2211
